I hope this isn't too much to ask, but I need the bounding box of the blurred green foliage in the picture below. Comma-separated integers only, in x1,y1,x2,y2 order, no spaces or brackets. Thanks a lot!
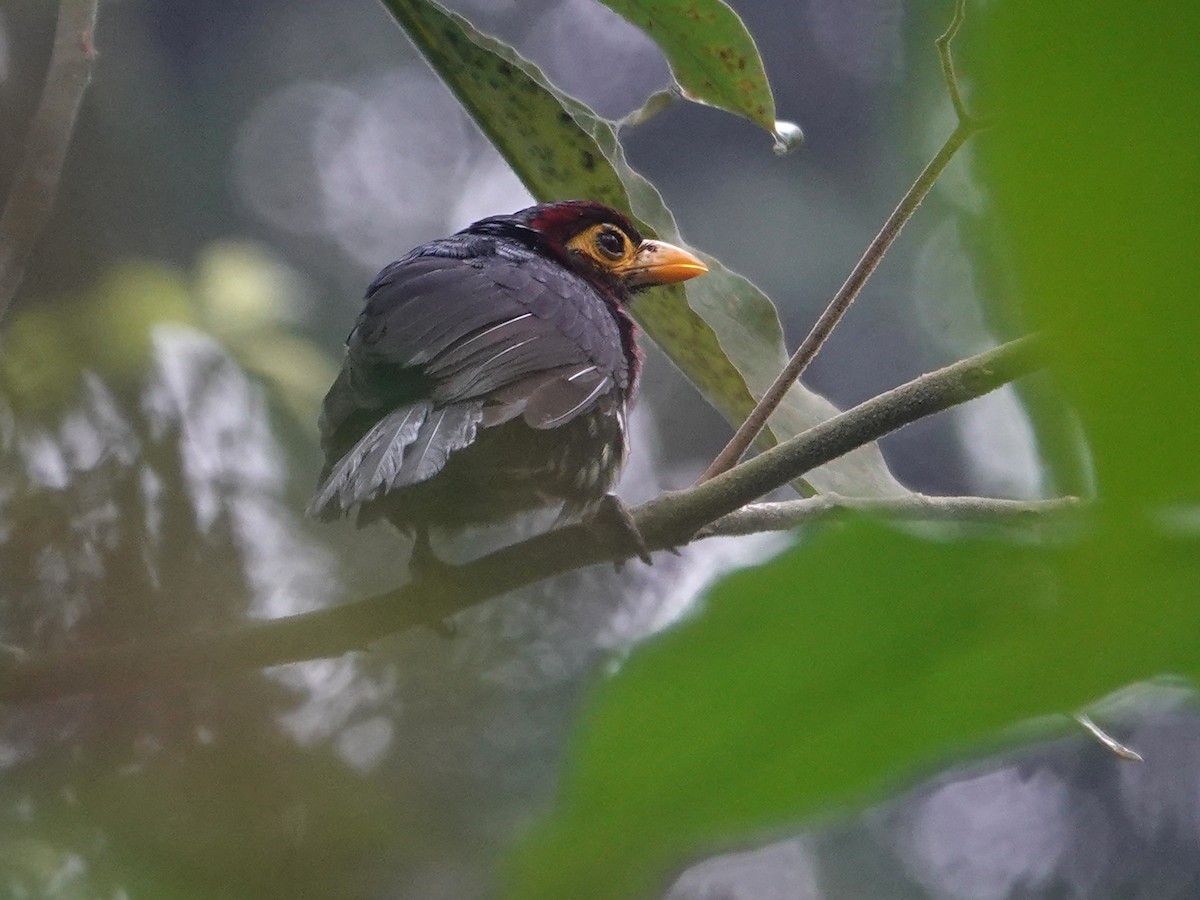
2,242,335,431
978,3,1200,512
194,242,338,436
507,513,1200,898
2,263,193,410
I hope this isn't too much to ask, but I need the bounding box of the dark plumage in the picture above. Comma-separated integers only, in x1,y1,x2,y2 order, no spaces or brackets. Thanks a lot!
308,200,707,543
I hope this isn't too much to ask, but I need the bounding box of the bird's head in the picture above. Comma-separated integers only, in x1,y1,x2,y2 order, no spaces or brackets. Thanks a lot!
468,201,708,301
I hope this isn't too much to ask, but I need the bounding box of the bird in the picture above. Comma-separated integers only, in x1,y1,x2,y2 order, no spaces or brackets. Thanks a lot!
307,200,708,566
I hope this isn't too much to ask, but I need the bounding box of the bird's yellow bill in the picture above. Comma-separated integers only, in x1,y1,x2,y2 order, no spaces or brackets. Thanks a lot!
625,240,709,286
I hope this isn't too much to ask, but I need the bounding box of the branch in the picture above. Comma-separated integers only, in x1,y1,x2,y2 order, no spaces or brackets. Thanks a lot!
0,335,1045,703
0,0,100,326
698,0,984,482
700,494,1084,538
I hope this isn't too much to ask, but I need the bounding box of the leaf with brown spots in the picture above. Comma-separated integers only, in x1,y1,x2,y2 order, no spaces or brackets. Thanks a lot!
597,0,777,132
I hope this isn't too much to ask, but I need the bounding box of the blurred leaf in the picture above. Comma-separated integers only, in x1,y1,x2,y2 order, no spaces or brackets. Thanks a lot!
82,262,196,378
2,247,334,435
192,240,335,432
0,836,94,899
238,333,339,435
382,0,907,497
504,517,1200,899
2,263,195,410
4,732,413,900
595,0,776,132
977,2,1200,509
194,240,307,336
2,303,84,410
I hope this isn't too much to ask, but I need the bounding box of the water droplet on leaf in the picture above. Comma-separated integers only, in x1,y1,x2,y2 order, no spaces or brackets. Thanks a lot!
772,119,805,156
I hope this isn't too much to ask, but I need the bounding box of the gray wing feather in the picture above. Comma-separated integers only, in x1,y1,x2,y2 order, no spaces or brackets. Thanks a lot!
308,402,431,518
524,368,614,429
394,403,484,486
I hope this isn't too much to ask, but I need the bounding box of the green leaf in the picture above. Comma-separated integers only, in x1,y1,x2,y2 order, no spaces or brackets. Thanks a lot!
381,0,907,497
503,518,1200,899
977,2,1200,510
595,0,777,132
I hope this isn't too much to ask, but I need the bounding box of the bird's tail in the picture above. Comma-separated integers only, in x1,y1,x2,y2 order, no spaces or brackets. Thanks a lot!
307,401,482,520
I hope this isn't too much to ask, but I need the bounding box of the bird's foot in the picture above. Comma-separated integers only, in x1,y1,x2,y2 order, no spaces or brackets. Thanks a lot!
587,494,653,569
409,529,450,577
409,530,458,638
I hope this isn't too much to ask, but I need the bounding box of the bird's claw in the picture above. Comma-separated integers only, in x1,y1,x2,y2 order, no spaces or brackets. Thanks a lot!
589,494,652,568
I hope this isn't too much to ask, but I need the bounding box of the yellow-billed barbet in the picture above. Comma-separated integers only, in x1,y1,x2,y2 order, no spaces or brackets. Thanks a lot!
308,201,707,549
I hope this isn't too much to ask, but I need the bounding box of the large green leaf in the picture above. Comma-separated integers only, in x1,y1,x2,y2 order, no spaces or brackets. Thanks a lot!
596,0,776,132
503,518,1200,899
977,3,1200,511
381,0,907,497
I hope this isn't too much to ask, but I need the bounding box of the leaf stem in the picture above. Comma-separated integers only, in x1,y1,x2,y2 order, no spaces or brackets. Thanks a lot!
699,494,1083,538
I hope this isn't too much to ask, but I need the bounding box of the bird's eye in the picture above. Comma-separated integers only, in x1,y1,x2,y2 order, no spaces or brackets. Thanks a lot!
595,227,627,259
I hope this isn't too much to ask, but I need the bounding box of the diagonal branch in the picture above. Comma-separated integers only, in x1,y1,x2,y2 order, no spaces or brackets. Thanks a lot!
0,0,100,327
698,0,985,482
0,335,1045,704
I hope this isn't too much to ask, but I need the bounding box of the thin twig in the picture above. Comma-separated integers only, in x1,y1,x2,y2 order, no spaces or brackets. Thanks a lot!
697,0,984,483
935,0,972,126
0,0,100,327
700,494,1083,538
0,335,1045,704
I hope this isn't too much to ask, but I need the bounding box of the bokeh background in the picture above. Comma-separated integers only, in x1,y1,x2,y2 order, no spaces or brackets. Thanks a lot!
0,0,1194,897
